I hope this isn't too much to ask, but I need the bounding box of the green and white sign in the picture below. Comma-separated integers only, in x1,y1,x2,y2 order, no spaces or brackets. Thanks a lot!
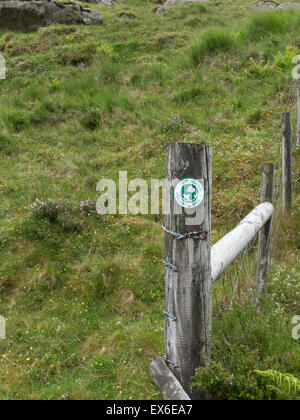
174,178,204,209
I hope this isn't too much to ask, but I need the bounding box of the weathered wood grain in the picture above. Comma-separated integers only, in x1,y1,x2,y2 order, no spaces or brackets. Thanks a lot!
149,358,191,400
164,143,212,399
211,202,274,283
255,163,274,309
282,112,292,215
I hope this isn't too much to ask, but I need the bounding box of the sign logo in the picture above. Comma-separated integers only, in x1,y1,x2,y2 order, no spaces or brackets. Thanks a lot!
174,178,204,209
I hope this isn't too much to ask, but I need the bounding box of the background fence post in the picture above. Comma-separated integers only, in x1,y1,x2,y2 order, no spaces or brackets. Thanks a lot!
282,112,292,215
255,163,274,309
297,79,300,147
164,143,212,399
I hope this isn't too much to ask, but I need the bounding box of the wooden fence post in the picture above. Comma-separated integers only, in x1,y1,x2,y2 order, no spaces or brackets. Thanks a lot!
297,79,300,147
282,112,292,215
164,143,212,399
255,163,274,309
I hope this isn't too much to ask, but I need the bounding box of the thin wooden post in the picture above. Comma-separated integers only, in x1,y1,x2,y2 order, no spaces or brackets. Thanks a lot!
282,112,292,215
297,79,300,147
164,143,212,399
255,163,274,309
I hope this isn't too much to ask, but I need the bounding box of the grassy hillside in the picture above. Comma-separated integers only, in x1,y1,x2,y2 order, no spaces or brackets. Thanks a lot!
0,0,299,399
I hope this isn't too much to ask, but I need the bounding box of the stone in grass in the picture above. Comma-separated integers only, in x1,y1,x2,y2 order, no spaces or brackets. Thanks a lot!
250,1,279,10
80,0,115,5
277,3,300,10
82,9,103,25
0,1,103,31
164,0,209,4
119,12,136,19
99,0,115,4
156,5,170,15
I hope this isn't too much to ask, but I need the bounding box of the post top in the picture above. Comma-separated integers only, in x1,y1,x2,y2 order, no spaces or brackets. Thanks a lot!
166,142,211,147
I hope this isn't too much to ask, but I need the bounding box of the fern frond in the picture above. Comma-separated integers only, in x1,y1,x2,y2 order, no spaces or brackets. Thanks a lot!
255,370,300,398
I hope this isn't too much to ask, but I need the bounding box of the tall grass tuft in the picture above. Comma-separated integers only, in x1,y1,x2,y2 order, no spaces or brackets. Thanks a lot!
244,12,290,41
191,30,237,64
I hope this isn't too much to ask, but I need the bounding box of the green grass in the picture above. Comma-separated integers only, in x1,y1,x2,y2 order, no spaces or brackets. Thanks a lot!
0,0,299,399
244,11,291,41
191,29,238,64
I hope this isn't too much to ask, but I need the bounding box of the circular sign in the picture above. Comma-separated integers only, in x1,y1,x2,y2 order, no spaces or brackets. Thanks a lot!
174,178,204,209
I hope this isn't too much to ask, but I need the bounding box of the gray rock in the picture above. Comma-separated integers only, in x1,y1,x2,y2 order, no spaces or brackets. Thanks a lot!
81,0,115,5
277,2,300,10
119,12,135,19
156,6,170,16
98,0,114,4
82,8,103,25
164,0,209,4
250,1,279,10
0,1,103,30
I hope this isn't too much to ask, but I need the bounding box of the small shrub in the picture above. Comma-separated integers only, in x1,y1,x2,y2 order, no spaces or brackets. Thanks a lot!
0,34,11,51
30,199,82,233
64,34,77,44
193,360,264,400
31,199,67,222
57,43,97,66
193,301,300,400
244,57,270,78
273,46,299,71
45,78,61,93
79,199,97,217
154,33,181,51
191,30,237,64
56,214,81,233
97,42,119,61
